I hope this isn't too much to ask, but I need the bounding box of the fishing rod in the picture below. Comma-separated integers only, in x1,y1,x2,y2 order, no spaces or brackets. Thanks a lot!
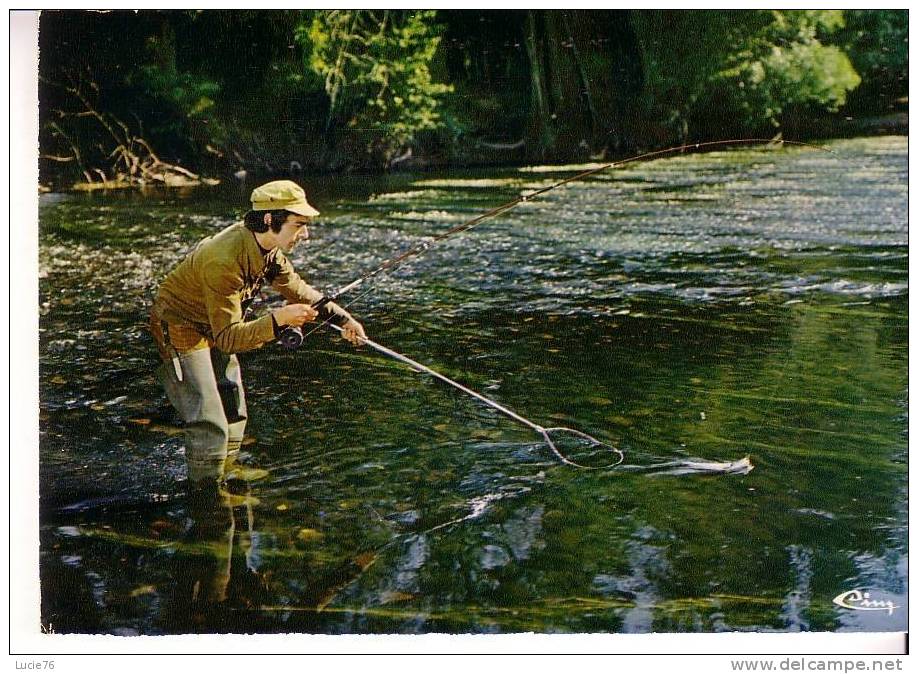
326,324,623,469
279,136,831,348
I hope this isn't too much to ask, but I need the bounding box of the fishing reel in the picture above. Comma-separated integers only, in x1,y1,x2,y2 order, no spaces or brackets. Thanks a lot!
277,296,331,350
279,326,305,350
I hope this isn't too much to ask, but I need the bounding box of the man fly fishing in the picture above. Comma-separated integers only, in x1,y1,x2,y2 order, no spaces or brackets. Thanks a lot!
148,140,794,490
150,180,367,497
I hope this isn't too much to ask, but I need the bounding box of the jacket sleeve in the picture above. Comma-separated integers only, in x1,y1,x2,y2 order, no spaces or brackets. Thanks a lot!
202,260,276,353
270,252,353,325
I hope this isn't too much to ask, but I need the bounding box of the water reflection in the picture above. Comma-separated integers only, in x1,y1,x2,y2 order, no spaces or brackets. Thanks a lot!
162,491,236,631
780,545,814,631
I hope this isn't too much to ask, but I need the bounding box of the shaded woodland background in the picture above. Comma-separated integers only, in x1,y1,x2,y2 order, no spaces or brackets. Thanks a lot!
37,9,907,188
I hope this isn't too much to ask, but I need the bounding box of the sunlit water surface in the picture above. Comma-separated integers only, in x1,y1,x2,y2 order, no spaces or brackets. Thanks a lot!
38,137,907,634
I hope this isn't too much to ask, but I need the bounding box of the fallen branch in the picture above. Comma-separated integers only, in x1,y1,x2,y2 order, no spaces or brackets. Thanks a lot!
43,70,220,190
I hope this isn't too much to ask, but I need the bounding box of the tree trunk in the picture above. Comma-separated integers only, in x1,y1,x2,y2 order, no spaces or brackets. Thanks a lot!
525,10,643,160
562,12,598,141
524,10,554,159
542,11,588,157
546,10,644,156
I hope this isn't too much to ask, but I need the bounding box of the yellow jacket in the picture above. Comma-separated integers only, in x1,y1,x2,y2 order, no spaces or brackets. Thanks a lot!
152,223,350,353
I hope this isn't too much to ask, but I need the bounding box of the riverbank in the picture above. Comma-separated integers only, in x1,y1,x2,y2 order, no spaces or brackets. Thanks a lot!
38,119,907,194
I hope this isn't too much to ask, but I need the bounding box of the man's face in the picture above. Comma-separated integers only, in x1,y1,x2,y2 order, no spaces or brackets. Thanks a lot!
276,214,311,252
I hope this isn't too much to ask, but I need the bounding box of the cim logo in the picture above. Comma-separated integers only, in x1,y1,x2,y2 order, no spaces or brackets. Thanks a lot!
832,589,899,616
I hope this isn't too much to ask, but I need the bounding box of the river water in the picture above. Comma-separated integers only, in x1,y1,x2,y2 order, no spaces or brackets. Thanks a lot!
37,136,907,634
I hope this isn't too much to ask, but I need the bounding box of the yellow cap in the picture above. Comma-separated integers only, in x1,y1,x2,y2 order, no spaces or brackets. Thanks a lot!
250,180,320,217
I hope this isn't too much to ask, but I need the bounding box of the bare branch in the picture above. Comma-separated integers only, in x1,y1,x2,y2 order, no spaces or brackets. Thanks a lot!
48,121,92,179
43,66,213,189
39,154,77,163
164,163,201,180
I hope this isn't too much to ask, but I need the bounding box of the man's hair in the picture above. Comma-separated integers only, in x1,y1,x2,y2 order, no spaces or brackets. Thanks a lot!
244,209,293,234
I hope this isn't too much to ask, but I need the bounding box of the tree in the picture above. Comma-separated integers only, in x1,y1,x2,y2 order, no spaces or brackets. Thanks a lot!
522,10,643,159
837,10,908,115
297,10,453,167
38,10,217,187
632,10,861,140
707,11,860,131
36,9,901,185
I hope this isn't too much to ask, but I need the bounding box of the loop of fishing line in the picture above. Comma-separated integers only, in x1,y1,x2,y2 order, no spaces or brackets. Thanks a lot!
538,426,624,470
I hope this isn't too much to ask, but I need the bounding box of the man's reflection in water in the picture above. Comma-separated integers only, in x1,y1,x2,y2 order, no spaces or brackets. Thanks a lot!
159,480,386,633
161,483,266,633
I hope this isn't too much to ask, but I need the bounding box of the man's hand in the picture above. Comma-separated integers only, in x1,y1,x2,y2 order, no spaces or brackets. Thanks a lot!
273,303,319,327
341,318,367,346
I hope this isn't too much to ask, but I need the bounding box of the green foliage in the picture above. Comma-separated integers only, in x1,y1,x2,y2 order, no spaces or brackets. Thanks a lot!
710,11,860,128
37,9,904,184
296,10,453,165
138,66,219,119
837,10,908,114
631,11,747,137
839,10,907,76
634,10,862,137
137,20,220,121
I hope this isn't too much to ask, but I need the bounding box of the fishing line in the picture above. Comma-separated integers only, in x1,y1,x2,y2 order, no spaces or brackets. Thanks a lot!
298,277,384,341
288,139,831,467
290,137,832,343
